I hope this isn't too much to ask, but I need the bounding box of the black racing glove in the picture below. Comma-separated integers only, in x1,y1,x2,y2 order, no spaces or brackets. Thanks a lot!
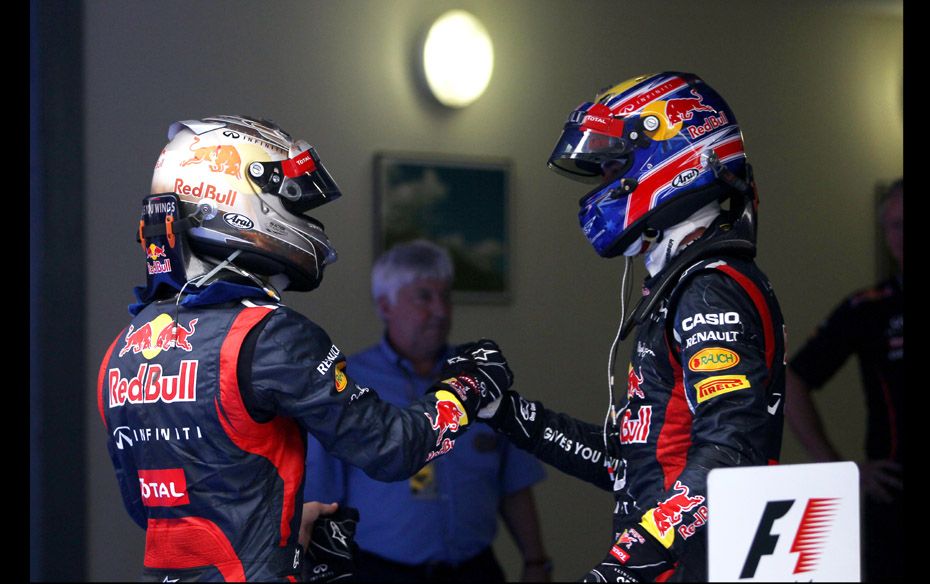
434,339,513,420
302,506,360,583
582,525,675,583
477,389,542,447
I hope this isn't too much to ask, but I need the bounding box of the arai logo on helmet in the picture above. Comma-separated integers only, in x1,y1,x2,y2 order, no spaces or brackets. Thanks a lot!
223,213,254,230
673,168,700,188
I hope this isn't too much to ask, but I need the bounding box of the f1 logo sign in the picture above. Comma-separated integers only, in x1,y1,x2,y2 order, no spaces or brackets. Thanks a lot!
741,497,840,578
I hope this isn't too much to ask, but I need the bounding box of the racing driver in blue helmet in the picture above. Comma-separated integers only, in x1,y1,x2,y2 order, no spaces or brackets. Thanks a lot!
478,73,786,581
96,115,513,582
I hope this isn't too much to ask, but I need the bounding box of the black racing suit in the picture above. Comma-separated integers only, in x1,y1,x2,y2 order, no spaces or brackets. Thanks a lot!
99,287,473,581
487,245,785,581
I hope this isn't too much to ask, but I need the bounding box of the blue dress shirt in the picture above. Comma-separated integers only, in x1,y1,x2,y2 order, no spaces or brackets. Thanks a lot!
304,336,546,565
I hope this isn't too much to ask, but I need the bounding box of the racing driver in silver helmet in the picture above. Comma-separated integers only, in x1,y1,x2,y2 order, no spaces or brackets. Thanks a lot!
97,115,513,582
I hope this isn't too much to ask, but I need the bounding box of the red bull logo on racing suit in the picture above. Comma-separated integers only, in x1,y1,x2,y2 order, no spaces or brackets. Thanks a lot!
640,480,706,548
119,314,198,359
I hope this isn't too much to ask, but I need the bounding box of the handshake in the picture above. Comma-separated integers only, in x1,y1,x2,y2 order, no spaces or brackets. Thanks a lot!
434,339,514,422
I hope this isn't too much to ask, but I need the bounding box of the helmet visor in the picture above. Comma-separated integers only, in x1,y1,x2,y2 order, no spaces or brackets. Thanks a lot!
547,103,633,183
248,146,343,215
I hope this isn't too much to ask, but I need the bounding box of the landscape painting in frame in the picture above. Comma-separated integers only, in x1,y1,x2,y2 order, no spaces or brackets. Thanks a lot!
375,153,511,303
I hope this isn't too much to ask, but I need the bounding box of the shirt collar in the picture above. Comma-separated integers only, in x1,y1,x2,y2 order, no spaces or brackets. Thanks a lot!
377,334,452,378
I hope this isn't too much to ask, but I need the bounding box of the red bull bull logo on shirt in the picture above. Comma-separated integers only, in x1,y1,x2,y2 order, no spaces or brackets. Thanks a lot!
119,314,198,359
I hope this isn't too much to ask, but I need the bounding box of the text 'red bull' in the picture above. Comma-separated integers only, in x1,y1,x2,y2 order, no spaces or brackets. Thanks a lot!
109,361,198,407
174,178,238,206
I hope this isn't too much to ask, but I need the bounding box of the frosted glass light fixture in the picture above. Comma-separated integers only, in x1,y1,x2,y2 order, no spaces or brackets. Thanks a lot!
422,10,494,108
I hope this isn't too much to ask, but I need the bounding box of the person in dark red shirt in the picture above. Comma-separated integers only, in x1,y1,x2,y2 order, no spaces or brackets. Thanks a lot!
785,178,903,582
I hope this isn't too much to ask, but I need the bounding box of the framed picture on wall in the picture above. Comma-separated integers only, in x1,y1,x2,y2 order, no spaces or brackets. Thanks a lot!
374,152,511,303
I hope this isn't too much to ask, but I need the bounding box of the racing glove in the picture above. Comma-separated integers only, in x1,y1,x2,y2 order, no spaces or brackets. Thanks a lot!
434,339,513,421
302,506,360,583
583,525,675,583
477,389,542,447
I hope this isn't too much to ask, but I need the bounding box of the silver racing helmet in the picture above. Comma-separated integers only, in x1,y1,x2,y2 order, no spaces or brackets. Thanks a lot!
147,114,342,292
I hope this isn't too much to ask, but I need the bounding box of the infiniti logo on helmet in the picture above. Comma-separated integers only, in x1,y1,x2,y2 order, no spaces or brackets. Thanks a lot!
673,168,700,188
223,213,254,230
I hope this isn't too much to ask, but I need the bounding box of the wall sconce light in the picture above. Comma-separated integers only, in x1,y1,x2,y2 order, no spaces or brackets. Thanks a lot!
422,10,494,108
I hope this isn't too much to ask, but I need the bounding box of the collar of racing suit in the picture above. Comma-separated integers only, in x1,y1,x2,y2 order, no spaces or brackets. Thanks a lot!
129,278,271,316
618,212,757,341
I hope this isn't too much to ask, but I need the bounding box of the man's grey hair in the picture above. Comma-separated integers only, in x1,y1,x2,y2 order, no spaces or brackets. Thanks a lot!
371,239,454,305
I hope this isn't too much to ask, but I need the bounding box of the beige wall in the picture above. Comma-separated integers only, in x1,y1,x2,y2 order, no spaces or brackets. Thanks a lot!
83,1,902,580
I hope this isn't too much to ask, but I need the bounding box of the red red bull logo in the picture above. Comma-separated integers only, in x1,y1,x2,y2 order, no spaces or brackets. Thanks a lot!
425,399,464,447
120,315,198,359
137,468,190,507
627,365,645,400
641,480,705,547
181,137,242,178
120,322,154,357
147,244,166,261
664,89,715,125
620,406,651,444
108,360,198,407
146,243,173,275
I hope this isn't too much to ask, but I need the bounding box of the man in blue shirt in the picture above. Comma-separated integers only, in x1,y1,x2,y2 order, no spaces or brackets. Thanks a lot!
304,239,551,582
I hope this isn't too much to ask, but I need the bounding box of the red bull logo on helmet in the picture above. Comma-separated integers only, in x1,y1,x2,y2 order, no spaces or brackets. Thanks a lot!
640,480,706,548
146,243,173,275
664,88,716,125
119,314,198,359
180,137,242,178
